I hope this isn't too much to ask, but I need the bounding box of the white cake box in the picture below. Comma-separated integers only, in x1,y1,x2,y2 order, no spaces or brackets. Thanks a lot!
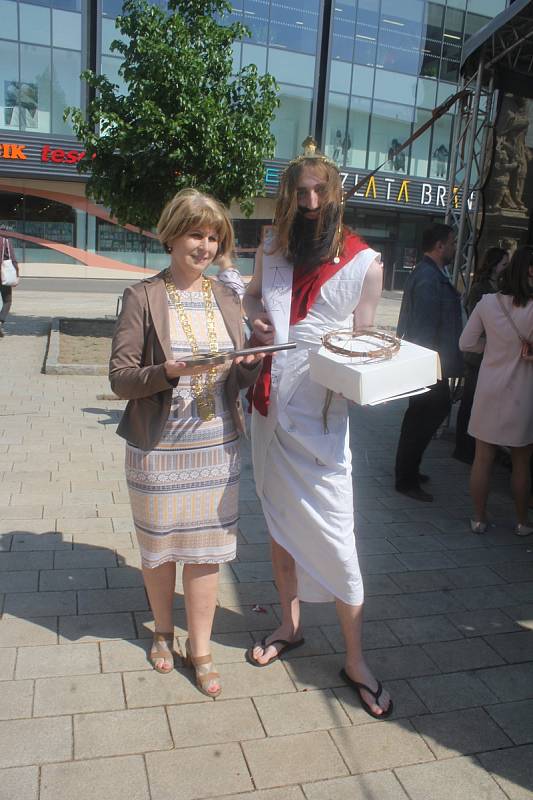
309,339,440,406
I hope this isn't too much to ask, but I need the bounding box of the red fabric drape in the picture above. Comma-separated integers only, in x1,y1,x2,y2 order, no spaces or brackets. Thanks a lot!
249,232,368,416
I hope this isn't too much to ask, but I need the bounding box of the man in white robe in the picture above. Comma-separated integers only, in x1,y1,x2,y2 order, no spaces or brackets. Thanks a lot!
243,151,392,719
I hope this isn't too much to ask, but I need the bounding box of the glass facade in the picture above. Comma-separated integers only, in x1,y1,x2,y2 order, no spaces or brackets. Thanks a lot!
0,0,84,135
325,0,506,180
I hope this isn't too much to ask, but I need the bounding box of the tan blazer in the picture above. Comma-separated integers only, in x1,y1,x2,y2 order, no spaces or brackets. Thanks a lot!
109,271,259,451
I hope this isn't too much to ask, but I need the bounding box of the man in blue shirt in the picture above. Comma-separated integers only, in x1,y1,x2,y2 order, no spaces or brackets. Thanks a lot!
395,223,463,501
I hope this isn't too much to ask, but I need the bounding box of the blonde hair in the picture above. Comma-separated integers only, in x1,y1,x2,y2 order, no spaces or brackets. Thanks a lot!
272,158,344,261
157,188,235,257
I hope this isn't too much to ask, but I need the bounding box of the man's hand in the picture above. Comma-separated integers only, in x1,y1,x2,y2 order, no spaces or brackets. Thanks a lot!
235,352,266,368
163,360,212,378
251,312,275,345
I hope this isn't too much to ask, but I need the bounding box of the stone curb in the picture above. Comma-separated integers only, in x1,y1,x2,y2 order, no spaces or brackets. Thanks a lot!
44,317,112,376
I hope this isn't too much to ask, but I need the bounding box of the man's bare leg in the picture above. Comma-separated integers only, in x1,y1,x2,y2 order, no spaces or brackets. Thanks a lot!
336,599,391,716
251,538,302,665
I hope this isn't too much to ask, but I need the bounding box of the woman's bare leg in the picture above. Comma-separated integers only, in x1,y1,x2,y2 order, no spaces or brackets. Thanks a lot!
470,439,497,523
251,538,302,664
182,563,220,694
142,561,176,670
510,444,533,525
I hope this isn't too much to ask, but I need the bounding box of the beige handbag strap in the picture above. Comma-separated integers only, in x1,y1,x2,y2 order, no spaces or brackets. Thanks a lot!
496,292,530,346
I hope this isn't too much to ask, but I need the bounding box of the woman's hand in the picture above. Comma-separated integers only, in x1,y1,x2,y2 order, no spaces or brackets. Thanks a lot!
234,352,266,368
164,360,215,378
251,312,275,346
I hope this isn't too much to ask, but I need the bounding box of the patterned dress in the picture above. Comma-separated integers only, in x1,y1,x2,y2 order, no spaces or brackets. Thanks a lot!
126,290,239,569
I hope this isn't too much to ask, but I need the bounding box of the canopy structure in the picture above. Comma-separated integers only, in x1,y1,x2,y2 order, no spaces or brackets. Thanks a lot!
445,0,533,291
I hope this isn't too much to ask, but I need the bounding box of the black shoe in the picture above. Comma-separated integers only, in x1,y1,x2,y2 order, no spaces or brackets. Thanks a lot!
395,485,434,502
418,473,429,484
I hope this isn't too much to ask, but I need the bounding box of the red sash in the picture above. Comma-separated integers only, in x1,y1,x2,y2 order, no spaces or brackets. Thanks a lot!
249,232,368,416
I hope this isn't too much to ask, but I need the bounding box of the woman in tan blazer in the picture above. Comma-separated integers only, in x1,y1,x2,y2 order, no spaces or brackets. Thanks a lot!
110,189,262,698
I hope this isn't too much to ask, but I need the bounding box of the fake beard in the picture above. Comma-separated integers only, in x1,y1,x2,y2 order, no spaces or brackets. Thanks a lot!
288,204,339,270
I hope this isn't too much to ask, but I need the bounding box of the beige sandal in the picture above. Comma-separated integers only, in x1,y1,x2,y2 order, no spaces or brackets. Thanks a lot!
150,632,175,674
182,638,221,698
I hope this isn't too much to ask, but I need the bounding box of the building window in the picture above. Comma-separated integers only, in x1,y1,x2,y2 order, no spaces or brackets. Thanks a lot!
271,83,313,160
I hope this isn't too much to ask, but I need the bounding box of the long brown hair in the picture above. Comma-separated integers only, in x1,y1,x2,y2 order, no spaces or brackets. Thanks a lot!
473,247,507,284
498,246,533,307
270,158,344,263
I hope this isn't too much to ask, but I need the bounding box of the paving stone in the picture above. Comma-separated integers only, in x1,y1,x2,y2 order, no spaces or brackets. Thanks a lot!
331,719,434,773
215,659,296,699
387,616,462,645
360,554,405,574
0,680,33,719
39,568,106,591
0,649,15,680
365,644,440,680
243,730,347,788
395,755,507,800
486,700,533,745
34,672,124,716
12,533,71,551
484,631,533,663
302,772,409,800
362,574,402,595
15,643,100,679
254,688,350,736
231,561,273,582
503,603,533,630
283,653,345,690
476,663,533,702
214,790,304,800
422,637,504,672
100,638,153,672
146,742,253,800
334,678,428,724
412,707,512,758
73,533,134,551
0,616,57,647
106,566,144,588
168,697,264,746
1,507,43,520
506,582,533,604
74,707,172,759
272,602,339,627
409,672,498,712
54,549,117,569
217,581,280,606
0,716,72,767
397,591,465,617
449,586,517,611
356,537,399,555
178,630,253,664
478,745,533,800
396,552,458,571
40,756,150,800
123,668,211,707
0,552,53,572
59,612,135,643
238,515,270,544
56,518,114,534
490,562,533,582
77,587,148,614
447,608,521,637
321,620,400,652
0,570,38,593
0,766,38,800
391,571,457,593
443,566,505,587
4,590,76,617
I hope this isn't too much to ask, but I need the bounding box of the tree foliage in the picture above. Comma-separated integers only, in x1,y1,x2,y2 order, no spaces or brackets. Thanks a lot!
66,0,279,229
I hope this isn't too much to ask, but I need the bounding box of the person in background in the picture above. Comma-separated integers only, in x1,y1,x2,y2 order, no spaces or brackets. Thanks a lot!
109,189,262,698
453,247,509,464
460,246,533,535
395,223,463,501
0,231,19,336
215,252,245,298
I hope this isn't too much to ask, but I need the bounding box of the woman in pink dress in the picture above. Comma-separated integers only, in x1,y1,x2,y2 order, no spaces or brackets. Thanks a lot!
460,247,533,536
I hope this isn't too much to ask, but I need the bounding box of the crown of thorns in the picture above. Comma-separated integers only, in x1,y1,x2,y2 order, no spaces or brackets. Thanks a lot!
284,136,339,173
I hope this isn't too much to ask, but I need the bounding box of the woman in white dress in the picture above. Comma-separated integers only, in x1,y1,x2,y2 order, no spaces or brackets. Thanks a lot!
460,246,533,535
244,154,392,719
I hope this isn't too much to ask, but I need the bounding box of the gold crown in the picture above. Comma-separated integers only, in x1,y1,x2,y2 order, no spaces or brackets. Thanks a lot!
285,136,339,171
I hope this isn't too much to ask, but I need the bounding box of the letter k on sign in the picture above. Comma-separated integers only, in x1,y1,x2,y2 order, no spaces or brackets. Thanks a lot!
1,143,27,159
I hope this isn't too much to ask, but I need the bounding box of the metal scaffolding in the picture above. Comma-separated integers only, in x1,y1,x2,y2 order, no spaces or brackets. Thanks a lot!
445,0,533,292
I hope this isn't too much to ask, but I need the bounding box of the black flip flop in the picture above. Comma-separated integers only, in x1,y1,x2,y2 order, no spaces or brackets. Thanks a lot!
340,668,393,720
245,636,305,667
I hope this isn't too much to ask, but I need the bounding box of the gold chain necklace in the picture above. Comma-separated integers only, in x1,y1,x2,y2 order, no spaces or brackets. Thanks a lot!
164,270,218,421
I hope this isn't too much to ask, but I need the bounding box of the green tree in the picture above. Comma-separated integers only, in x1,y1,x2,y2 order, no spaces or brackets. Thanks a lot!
66,0,278,229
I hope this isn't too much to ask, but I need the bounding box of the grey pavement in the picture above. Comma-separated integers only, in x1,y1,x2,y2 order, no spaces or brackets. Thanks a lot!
0,283,532,800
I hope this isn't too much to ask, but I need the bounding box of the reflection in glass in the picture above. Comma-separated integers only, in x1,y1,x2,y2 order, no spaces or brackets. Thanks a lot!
101,55,127,95
416,77,437,109
268,1,319,54
377,0,424,75
20,44,51,132
271,83,313,160
346,96,371,169
351,64,373,98
20,3,51,45
51,48,81,133
243,0,269,45
0,41,20,131
440,6,464,82
241,43,267,73
0,0,18,39
410,108,431,177
267,49,315,88
368,100,413,172
329,60,351,94
52,9,81,49
420,2,443,79
374,70,417,106
324,91,349,165
354,0,378,67
430,113,452,178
